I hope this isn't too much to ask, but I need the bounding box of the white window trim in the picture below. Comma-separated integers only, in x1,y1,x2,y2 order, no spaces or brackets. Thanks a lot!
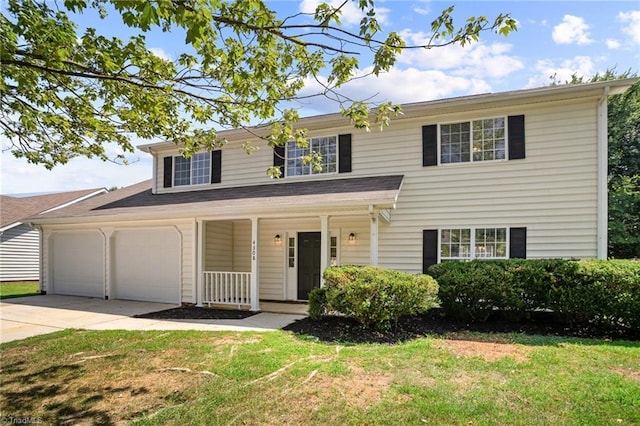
173,152,211,187
438,116,509,166
284,135,339,178
438,226,510,262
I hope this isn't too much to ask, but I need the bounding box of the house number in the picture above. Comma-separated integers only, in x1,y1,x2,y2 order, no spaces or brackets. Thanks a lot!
252,240,256,261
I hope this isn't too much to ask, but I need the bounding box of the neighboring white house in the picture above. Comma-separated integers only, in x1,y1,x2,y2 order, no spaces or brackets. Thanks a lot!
0,188,107,282
29,79,637,310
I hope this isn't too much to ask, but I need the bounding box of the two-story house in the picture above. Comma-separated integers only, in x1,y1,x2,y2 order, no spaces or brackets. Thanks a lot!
30,79,636,310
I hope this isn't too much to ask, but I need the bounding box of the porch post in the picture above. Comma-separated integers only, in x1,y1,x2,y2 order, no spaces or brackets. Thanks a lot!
320,215,329,287
370,212,379,266
250,217,260,311
196,220,204,307
100,227,114,300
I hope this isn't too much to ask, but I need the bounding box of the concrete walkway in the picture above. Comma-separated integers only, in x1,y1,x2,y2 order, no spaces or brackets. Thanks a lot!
0,295,306,344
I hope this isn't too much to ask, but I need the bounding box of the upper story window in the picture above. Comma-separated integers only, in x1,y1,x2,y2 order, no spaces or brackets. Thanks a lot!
441,117,506,164
286,136,337,177
440,227,507,261
174,152,211,186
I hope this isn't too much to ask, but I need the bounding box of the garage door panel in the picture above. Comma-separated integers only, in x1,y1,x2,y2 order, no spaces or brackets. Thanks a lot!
51,231,104,297
113,228,180,303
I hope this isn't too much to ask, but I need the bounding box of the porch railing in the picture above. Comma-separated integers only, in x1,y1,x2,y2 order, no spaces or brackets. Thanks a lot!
203,271,252,306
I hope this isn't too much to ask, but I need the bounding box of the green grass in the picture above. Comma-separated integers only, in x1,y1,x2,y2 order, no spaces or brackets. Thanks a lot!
1,330,638,425
0,281,39,299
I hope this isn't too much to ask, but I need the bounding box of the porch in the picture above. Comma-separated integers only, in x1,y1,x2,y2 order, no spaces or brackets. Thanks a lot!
196,214,387,311
187,175,404,311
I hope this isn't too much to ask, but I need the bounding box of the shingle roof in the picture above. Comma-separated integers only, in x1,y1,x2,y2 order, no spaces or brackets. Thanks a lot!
31,176,404,223
0,188,107,229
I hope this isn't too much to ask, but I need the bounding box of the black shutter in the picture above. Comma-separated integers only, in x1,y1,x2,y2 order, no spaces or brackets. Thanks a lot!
163,156,173,188
273,145,285,177
422,125,438,167
508,115,525,160
211,150,222,184
510,227,527,259
423,229,438,273
338,134,352,173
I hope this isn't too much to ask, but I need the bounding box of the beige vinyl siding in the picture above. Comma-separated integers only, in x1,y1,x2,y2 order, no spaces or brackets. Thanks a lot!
152,95,600,276
204,220,251,272
0,224,40,282
330,216,370,266
375,99,598,272
258,219,288,300
233,220,251,272
205,221,233,270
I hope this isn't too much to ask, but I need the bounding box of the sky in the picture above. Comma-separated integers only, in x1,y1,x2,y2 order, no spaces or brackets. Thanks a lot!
2,0,639,195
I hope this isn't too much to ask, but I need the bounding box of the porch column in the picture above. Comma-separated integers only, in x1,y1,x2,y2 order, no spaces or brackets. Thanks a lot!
250,217,260,311
370,212,379,266
100,227,114,300
320,215,329,287
196,220,204,307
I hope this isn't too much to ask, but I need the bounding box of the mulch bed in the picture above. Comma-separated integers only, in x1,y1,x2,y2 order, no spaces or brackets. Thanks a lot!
135,306,257,320
282,310,640,344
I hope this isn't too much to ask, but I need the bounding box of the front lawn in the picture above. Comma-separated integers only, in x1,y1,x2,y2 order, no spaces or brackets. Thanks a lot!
0,329,638,425
0,281,39,299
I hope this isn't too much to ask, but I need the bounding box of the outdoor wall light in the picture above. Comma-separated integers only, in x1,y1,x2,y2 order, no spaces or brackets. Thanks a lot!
348,232,356,243
274,234,282,245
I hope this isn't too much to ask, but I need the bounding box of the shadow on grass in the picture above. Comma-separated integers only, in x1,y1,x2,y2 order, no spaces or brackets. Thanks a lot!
0,292,41,300
283,310,640,347
0,359,140,426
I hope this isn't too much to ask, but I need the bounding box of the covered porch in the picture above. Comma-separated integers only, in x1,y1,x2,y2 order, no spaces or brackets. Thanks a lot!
192,175,403,311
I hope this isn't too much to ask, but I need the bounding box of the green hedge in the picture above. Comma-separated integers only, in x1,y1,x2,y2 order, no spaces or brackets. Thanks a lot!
310,266,439,329
428,259,640,329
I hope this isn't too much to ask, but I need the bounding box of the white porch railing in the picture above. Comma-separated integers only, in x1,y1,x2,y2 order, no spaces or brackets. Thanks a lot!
203,271,252,307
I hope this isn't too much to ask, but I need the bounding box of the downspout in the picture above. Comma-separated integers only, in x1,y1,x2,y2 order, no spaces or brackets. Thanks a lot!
596,87,609,259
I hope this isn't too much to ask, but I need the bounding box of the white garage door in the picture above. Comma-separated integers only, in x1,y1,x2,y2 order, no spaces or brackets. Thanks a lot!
112,228,180,303
51,231,104,297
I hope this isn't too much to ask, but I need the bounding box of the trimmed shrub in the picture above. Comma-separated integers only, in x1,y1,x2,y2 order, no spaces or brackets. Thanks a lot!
307,287,327,320
549,260,640,328
322,265,439,330
428,259,640,329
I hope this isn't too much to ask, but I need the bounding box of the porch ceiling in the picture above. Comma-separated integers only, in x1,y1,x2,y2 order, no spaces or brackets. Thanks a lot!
31,175,404,223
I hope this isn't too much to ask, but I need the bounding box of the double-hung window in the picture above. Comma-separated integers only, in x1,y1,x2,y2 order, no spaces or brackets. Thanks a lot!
286,136,337,177
174,152,211,186
441,117,506,164
440,227,507,261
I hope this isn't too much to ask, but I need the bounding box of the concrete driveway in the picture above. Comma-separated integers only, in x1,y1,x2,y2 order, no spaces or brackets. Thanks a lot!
0,295,305,344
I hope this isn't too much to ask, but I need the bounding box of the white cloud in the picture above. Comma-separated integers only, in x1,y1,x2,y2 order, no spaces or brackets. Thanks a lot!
397,31,524,79
619,10,640,45
298,0,389,26
606,39,621,49
295,66,492,115
1,148,152,194
149,47,172,62
552,15,593,45
526,56,594,88
413,1,429,16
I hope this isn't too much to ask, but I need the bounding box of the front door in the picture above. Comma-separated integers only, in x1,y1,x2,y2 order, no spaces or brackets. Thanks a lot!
297,232,321,300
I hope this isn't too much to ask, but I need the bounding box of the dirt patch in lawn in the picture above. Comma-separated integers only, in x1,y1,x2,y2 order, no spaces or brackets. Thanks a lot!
435,339,531,363
612,367,640,382
286,363,392,417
